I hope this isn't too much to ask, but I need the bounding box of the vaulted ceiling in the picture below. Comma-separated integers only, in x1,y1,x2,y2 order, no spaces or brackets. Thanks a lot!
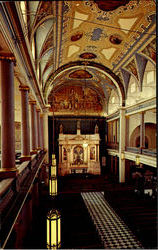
0,1,156,116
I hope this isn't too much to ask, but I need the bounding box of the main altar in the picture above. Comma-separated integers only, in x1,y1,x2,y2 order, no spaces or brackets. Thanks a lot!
58,122,100,176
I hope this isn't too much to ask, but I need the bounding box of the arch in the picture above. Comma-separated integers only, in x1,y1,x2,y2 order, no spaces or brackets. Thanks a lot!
44,61,126,107
130,123,156,148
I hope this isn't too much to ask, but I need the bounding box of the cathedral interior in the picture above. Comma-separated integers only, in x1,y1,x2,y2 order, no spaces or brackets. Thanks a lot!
0,1,157,249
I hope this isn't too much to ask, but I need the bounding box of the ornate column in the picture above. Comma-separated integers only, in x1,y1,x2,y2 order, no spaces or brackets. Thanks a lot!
43,110,49,163
40,114,44,149
140,111,145,151
36,108,41,150
19,85,31,162
29,100,37,154
0,56,17,177
125,115,129,149
119,107,126,183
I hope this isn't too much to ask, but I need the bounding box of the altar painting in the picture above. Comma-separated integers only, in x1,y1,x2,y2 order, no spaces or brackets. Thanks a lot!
90,146,96,160
49,86,103,114
73,146,84,165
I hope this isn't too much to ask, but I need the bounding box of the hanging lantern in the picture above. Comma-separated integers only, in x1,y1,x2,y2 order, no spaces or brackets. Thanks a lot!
47,209,61,249
50,154,57,177
49,176,57,197
52,154,56,160
52,154,57,166
52,158,56,165
135,155,140,166
51,164,57,177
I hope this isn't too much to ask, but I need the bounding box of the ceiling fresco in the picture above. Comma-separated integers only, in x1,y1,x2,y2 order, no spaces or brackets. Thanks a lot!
23,0,155,115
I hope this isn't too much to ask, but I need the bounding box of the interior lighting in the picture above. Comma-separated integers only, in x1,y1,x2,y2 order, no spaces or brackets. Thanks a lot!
47,209,61,249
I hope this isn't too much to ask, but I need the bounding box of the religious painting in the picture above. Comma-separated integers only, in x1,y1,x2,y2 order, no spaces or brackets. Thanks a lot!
63,147,67,161
71,32,83,41
90,146,95,160
94,0,130,11
69,70,93,79
73,146,84,165
109,34,122,45
48,86,103,115
125,59,139,81
79,52,97,59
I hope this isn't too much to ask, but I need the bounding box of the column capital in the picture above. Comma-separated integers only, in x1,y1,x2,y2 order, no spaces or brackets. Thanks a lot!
19,85,30,92
29,100,36,105
0,53,16,65
36,108,41,112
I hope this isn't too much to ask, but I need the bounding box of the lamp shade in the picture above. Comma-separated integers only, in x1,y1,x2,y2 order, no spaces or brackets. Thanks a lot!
47,209,61,249
49,176,57,196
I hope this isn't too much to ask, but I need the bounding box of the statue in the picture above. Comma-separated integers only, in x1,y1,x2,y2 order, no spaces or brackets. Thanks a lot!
77,120,81,130
59,124,63,134
95,124,99,133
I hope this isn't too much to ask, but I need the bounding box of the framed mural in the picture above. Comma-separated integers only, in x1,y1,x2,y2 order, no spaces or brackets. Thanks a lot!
90,146,96,160
73,146,84,165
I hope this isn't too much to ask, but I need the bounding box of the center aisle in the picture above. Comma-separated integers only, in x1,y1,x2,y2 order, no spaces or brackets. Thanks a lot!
57,193,104,249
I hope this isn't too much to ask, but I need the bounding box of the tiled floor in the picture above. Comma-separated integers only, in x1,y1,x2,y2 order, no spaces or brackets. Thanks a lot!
82,192,143,249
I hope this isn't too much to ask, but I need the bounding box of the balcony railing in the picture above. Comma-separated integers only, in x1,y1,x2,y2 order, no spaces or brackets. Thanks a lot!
126,147,140,154
126,147,157,157
142,148,156,157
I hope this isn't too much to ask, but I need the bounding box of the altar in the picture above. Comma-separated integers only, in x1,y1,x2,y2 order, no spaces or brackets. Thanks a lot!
58,123,100,176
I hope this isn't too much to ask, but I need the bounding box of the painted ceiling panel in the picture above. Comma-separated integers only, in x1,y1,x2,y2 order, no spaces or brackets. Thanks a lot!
40,48,54,75
28,1,39,28
35,19,54,58
42,65,54,85
24,0,156,109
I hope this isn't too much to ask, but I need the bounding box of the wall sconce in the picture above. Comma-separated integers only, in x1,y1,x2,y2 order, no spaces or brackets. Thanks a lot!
121,152,125,160
47,209,61,249
135,155,140,166
49,176,57,197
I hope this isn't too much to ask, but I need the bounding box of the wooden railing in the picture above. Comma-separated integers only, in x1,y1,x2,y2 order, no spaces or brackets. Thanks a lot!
0,150,46,249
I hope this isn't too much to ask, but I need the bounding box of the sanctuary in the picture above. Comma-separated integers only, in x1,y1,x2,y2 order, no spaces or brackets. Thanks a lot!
58,123,100,175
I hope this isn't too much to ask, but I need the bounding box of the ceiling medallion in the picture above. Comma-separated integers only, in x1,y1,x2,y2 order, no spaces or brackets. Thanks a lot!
79,52,97,59
109,34,122,45
94,0,130,12
71,32,83,42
